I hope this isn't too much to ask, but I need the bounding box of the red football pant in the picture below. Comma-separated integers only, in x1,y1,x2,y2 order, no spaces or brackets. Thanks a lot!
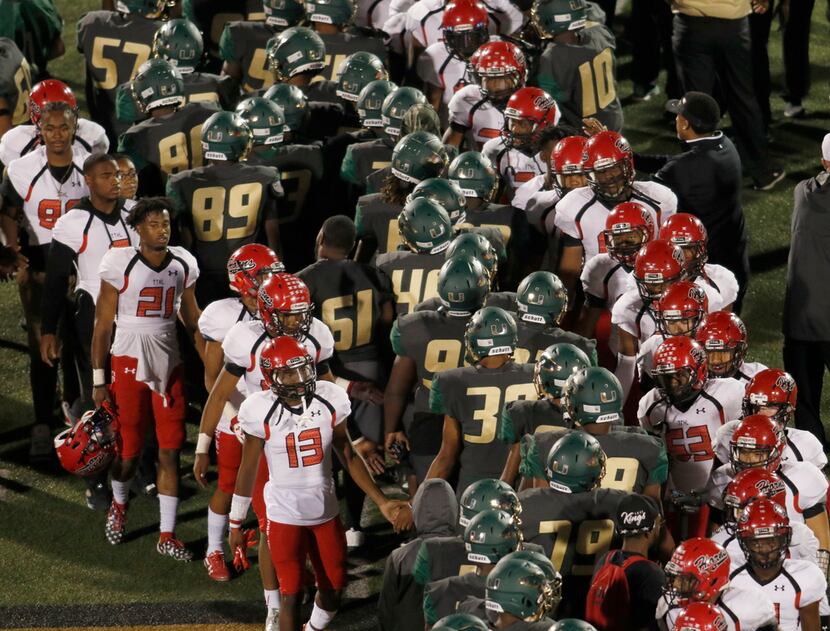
251,455,270,532
110,355,186,460
267,517,347,595
215,430,243,494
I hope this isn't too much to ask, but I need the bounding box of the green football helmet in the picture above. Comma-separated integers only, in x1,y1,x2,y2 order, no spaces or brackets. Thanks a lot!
432,613,489,631
533,343,591,400
531,0,588,38
201,111,253,161
445,232,498,283
266,27,326,81
485,558,550,622
336,52,388,102
448,151,499,202
545,432,606,493
464,306,517,364
401,102,442,137
115,0,171,18
516,271,568,326
408,178,467,224
498,550,562,591
437,256,490,315
235,97,285,147
391,131,448,184
152,19,203,74
562,366,623,425
263,0,305,27
458,478,521,527
265,83,308,132
464,509,521,564
305,0,356,25
131,58,185,113
552,621,598,631
382,87,427,138
397,198,452,255
356,79,397,128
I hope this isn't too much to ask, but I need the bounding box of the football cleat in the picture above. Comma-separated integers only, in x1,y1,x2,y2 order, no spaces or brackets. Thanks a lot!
266,607,279,631
157,535,194,561
204,550,231,581
105,500,127,545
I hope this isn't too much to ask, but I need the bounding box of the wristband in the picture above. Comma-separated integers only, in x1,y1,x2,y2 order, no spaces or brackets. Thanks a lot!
195,432,212,455
335,376,353,394
229,494,252,528
93,368,106,387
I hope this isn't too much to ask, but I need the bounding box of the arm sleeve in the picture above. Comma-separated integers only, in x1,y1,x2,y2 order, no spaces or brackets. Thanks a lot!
646,439,669,485
428,373,446,415
340,144,359,184
115,82,141,124
389,318,407,357
218,24,236,62
497,402,517,444
40,240,77,334
614,352,636,400
518,434,547,480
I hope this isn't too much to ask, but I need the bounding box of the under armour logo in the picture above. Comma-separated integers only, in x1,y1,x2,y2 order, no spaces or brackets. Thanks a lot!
696,408,706,415
310,410,321,417
124,367,136,374
168,270,178,276
774,584,785,592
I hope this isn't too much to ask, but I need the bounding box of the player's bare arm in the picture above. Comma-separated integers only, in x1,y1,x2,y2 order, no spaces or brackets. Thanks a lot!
425,415,462,480
194,367,242,487
383,355,417,454
557,244,584,310
91,279,119,406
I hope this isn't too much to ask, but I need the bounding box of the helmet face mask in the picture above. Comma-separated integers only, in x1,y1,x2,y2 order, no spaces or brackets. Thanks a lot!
259,337,317,406
737,499,792,571
653,367,698,406
480,74,520,107
604,229,647,266
662,539,730,607
445,25,489,60
448,151,499,202
588,162,631,203
270,361,316,404
533,344,591,400
470,42,527,109
550,136,587,196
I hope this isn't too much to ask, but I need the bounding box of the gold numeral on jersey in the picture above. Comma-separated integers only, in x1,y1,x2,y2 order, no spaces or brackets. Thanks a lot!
602,456,639,492
386,218,404,253
12,59,31,125
322,289,373,351
279,169,312,223
371,161,391,171
158,124,204,175
464,383,535,444
577,47,616,118
191,182,264,242
422,339,463,388
539,518,614,575
187,91,220,104
90,37,151,90
246,48,274,93
513,347,545,364
539,519,572,571
312,54,349,83
390,267,440,314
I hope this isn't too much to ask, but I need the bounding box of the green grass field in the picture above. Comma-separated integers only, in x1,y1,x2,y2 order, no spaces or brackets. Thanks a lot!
0,1,829,628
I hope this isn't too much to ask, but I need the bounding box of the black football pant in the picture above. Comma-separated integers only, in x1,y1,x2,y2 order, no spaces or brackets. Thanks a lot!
629,0,680,98
783,337,830,450
749,2,774,128
782,0,816,104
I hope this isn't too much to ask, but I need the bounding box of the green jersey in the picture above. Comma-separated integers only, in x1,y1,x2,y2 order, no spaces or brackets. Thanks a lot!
166,162,281,275
318,30,388,83
354,192,403,257
0,37,31,126
414,290,515,313
414,536,473,588
117,101,218,196
219,20,277,93
430,360,536,492
533,23,623,131
499,398,567,445
423,572,486,626
377,250,444,316
341,136,394,188
514,319,598,365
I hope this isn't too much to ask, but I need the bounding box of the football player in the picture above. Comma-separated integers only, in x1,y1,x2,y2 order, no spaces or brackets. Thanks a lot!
166,109,283,306
0,37,31,138
480,552,562,629
0,100,89,459
91,197,201,560
228,335,409,631
116,58,218,196
266,26,339,105
639,336,744,538
656,537,778,631
0,79,108,169
383,256,490,481
114,153,139,199
354,130,448,261
219,0,304,93
183,0,267,73
531,0,623,131
427,307,536,493
196,243,282,582
730,499,825,631
445,41,526,151
77,0,168,141
695,311,766,382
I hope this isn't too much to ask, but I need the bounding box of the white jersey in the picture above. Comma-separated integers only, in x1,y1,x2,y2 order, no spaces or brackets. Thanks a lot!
706,461,829,524
581,253,632,310
733,360,767,384
636,333,665,378
99,245,199,396
237,381,351,526
50,200,137,302
198,297,254,435
657,585,778,631
712,522,820,570
697,263,739,308
417,43,473,112
356,0,392,30
6,146,90,246
515,176,560,235
448,84,504,148
638,377,744,493
713,421,827,470
482,136,548,193
405,0,523,48
222,317,335,396
730,560,826,631
554,182,677,263
0,118,109,167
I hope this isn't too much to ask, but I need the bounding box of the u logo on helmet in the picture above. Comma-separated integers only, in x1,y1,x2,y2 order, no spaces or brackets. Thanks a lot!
206,129,224,142
599,390,617,403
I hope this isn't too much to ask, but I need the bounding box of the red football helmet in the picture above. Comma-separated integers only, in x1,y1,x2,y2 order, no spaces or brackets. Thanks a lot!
663,537,730,606
695,311,747,379
54,403,117,477
602,201,655,267
502,87,560,154
652,336,708,406
660,213,708,278
723,468,787,533
742,369,797,431
469,41,527,107
442,0,489,60
227,244,284,296
737,498,792,571
633,239,686,304
549,135,587,195
672,602,728,631
257,273,314,339
259,336,316,403
29,79,78,127
654,281,709,337
582,130,635,203
729,414,783,473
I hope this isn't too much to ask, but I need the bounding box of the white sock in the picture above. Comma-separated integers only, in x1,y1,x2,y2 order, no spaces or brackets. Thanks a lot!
111,479,131,506
207,508,227,554
264,589,280,610
307,603,336,630
158,494,179,535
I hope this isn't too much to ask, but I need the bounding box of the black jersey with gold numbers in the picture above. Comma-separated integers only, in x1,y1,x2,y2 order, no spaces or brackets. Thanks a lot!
0,37,31,126
376,250,444,316
219,20,278,93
